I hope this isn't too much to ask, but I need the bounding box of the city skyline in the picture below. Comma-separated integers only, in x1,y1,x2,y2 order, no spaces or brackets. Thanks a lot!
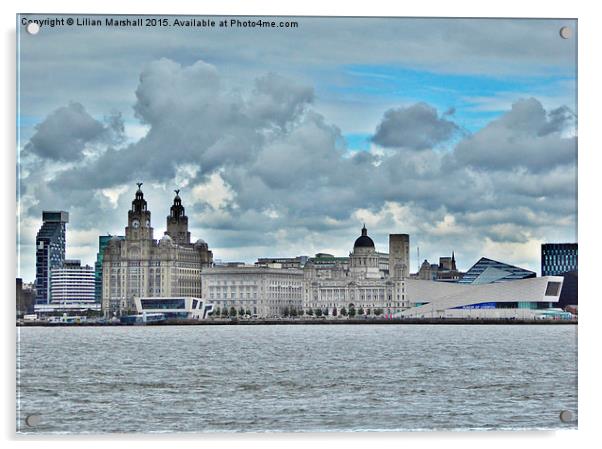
17,16,577,281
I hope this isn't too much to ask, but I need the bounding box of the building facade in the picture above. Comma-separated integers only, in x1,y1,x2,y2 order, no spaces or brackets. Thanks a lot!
95,235,124,303
201,266,304,317
50,259,95,303
102,185,213,316
541,243,578,276
303,226,408,316
458,257,535,284
35,211,69,304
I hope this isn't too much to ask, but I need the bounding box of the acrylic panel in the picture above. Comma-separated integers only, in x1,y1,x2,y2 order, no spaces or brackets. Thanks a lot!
16,14,578,434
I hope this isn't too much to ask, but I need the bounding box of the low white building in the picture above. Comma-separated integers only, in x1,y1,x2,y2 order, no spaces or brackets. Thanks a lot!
201,266,304,317
399,276,566,319
134,296,213,319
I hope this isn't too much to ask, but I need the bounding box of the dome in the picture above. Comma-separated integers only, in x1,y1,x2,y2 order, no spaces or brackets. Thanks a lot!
159,234,173,245
195,238,207,245
354,225,375,248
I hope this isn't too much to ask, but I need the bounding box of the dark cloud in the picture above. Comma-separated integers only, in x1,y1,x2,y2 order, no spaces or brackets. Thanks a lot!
372,103,460,150
23,102,120,161
454,98,576,172
18,59,577,281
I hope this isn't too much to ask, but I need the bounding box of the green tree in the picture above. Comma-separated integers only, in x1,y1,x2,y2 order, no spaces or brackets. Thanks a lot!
358,307,364,315
374,308,383,316
366,308,371,316
332,307,337,317
221,308,228,317
238,307,245,317
341,307,347,316
245,309,251,316
298,309,305,317
315,308,323,317
349,306,356,317
323,308,329,316
307,308,314,316
282,306,290,317
290,308,298,317
214,307,221,317
229,306,237,317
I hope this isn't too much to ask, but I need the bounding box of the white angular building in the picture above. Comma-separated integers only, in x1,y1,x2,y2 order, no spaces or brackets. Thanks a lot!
399,276,566,319
49,259,95,304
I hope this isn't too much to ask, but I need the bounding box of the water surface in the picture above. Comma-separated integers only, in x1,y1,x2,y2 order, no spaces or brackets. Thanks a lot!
16,325,578,433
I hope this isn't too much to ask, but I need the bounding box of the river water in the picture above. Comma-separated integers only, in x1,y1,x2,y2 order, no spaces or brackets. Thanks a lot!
16,325,578,433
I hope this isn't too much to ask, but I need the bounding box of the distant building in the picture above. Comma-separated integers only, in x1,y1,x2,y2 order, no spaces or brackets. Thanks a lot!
95,235,124,303
541,243,578,276
255,256,309,269
303,226,408,316
201,266,304,317
413,252,463,282
458,257,536,284
102,185,213,316
35,211,69,304
49,259,95,304
16,278,35,315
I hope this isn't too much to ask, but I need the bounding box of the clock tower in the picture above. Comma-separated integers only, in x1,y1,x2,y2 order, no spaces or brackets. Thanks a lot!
126,183,153,241
166,189,191,244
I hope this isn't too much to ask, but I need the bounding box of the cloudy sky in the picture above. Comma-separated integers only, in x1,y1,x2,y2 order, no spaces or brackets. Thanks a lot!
16,15,577,281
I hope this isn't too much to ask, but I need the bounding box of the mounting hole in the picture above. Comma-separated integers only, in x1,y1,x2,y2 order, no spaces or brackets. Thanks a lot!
25,414,41,427
26,22,40,35
559,26,572,39
559,410,574,423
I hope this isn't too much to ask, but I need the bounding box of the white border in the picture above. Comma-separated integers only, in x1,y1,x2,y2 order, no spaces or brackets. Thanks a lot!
3,1,599,448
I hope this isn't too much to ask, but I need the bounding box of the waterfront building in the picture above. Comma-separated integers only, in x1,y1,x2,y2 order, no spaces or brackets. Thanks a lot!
399,276,566,319
16,278,36,315
541,243,578,276
413,253,463,282
255,256,309,269
95,235,124,303
49,259,95,304
201,266,304,317
458,257,535,284
35,211,69,304
102,185,213,316
303,226,408,316
134,296,214,320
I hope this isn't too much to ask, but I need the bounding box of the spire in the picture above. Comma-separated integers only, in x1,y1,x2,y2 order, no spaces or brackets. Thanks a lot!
361,224,367,236
131,183,147,212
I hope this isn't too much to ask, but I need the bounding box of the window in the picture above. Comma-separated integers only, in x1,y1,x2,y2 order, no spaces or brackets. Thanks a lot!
545,281,562,297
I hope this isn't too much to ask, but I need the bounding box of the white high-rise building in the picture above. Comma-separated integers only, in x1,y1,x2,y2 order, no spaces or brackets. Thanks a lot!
50,259,95,303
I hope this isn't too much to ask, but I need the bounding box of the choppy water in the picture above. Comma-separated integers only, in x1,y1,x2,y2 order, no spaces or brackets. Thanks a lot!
16,325,577,433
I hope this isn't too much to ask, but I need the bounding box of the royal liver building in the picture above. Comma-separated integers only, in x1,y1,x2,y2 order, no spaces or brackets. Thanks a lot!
102,184,213,316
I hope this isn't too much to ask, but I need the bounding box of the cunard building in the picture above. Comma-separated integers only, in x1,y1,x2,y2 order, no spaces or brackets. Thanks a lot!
102,184,213,316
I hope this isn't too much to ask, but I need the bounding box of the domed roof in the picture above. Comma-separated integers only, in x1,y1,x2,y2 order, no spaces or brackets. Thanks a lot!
194,238,208,247
159,234,173,245
354,225,375,248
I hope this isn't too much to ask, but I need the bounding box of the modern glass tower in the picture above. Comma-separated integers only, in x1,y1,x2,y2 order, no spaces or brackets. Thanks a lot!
541,243,578,276
94,235,124,303
35,211,69,304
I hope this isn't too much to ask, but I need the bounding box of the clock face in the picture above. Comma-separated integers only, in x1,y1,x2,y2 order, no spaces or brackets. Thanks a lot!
132,219,140,229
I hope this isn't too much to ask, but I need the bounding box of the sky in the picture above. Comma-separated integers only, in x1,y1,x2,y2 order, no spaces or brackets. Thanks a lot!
16,15,577,281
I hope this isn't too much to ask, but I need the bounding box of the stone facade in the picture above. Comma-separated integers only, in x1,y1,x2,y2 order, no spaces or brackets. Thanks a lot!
201,266,304,317
303,226,409,316
102,185,212,316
